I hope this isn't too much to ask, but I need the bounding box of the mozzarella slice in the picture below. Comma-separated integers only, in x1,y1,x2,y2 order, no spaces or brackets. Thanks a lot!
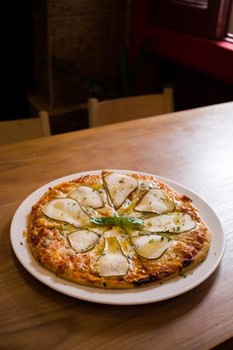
42,198,91,227
135,188,175,214
104,172,138,209
68,230,99,253
132,234,172,259
144,212,196,233
96,236,129,277
69,186,103,208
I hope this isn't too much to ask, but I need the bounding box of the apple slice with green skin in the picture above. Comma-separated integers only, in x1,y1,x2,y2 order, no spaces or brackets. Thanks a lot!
135,188,175,214
42,198,91,228
68,186,104,209
132,234,173,259
144,212,196,233
68,230,99,253
103,172,138,209
96,236,129,277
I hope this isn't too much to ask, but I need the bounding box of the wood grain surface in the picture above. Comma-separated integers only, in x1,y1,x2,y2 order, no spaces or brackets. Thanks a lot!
1,102,233,350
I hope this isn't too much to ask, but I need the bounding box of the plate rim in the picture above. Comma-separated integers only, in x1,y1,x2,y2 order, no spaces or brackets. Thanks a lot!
10,169,225,305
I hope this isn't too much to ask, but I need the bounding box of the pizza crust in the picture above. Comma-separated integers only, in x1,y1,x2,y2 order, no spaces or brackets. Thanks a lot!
26,171,211,289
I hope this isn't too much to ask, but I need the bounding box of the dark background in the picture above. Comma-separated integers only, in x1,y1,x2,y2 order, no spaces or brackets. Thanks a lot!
1,1,232,125
1,2,33,120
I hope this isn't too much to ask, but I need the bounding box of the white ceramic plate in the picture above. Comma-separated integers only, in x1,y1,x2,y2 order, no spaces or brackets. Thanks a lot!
10,170,225,305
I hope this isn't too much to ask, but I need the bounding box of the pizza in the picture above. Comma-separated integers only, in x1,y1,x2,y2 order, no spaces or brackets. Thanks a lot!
26,171,211,289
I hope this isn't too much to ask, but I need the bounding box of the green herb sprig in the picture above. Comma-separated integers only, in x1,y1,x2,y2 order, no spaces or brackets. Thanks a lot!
90,216,144,230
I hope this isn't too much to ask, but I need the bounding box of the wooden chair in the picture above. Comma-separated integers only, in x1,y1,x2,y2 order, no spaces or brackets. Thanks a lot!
0,111,51,145
88,88,174,127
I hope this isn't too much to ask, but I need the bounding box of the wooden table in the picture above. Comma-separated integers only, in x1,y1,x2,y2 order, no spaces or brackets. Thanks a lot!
1,102,233,350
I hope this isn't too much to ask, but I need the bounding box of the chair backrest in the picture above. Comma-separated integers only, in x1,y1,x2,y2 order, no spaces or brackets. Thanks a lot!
0,111,51,146
88,88,174,127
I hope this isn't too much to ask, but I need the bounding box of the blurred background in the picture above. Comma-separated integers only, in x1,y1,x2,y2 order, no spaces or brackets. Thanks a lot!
1,0,233,134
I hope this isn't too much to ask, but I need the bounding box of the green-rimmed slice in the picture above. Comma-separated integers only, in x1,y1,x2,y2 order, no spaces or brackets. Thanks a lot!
68,186,104,208
42,198,90,228
144,212,196,233
135,188,175,214
96,236,129,276
103,172,138,209
132,234,173,259
68,229,99,253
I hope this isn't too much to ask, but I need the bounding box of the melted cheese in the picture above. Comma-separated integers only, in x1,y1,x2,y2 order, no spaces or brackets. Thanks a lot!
42,198,91,228
103,227,125,239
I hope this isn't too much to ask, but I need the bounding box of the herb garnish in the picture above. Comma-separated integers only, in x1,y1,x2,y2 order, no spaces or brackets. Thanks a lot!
90,215,144,229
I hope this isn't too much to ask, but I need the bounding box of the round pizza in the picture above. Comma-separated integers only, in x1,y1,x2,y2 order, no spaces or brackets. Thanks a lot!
27,171,211,289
